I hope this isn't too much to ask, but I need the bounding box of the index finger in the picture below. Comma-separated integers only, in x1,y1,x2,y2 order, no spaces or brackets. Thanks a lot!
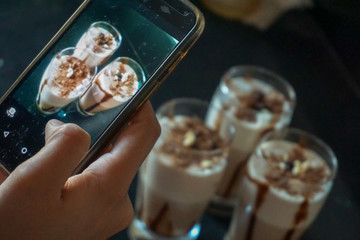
83,101,160,191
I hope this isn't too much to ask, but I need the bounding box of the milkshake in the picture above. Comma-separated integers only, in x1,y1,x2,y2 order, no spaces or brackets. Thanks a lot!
78,57,145,115
225,129,337,240
129,98,234,240
75,21,121,67
36,47,97,114
206,66,296,213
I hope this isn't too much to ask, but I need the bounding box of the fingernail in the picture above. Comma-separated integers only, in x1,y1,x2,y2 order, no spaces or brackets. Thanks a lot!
49,119,64,127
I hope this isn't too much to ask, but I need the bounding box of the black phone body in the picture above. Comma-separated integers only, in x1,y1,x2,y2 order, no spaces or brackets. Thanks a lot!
0,0,204,175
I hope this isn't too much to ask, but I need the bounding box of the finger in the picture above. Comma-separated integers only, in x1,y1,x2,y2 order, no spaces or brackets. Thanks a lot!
16,120,91,191
83,101,160,192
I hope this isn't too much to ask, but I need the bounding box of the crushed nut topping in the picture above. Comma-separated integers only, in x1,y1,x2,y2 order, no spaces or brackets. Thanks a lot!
53,56,89,97
108,63,137,98
183,131,196,147
160,117,227,168
201,160,214,169
261,144,331,196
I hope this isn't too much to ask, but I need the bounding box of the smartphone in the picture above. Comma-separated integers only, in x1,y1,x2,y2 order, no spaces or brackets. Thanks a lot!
0,0,204,175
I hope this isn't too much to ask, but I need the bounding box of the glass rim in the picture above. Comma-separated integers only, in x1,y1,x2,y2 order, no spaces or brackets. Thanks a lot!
95,56,146,85
256,128,338,183
221,65,296,105
85,21,122,49
49,47,97,85
215,65,296,126
156,97,236,156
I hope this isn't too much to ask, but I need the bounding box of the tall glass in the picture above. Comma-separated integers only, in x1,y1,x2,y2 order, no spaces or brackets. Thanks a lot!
206,65,296,215
128,98,235,240
36,47,97,114
75,21,121,67
225,128,338,240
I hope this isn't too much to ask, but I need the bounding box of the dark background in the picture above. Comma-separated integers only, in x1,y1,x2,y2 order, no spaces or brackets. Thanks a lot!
1,0,359,239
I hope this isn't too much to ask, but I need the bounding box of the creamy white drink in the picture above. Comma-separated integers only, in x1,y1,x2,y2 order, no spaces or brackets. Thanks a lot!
78,57,143,115
225,129,337,240
206,66,295,211
75,21,121,67
37,48,96,114
132,115,229,238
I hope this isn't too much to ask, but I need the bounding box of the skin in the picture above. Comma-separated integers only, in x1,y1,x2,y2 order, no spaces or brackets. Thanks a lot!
0,101,161,240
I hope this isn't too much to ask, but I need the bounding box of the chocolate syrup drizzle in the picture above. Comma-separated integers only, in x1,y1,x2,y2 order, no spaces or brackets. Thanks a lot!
244,170,269,240
148,203,169,231
244,169,310,240
284,200,309,240
37,79,56,112
146,203,175,237
214,104,279,198
84,58,132,113
84,78,113,112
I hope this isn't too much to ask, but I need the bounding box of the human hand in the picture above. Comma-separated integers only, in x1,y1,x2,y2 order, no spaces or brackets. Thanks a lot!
0,101,160,240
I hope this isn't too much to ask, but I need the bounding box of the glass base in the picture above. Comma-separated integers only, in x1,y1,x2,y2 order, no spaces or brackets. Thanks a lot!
76,100,94,116
35,96,60,115
207,195,236,217
128,217,201,240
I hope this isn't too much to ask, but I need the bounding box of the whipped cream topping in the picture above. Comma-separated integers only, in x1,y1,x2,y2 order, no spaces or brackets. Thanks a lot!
51,55,91,98
223,76,292,127
99,61,139,101
158,116,227,171
87,26,118,53
252,140,331,197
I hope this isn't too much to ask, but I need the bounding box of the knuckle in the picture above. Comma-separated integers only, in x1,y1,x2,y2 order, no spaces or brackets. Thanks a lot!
83,167,126,203
50,124,91,151
61,124,91,143
82,169,105,194
151,116,161,141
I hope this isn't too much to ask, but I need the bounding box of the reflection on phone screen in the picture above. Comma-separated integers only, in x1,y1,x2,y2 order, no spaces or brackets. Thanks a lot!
0,0,195,172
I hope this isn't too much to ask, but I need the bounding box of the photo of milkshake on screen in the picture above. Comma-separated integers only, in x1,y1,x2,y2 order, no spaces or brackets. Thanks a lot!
36,47,97,114
78,57,145,115
74,21,122,67
35,20,144,116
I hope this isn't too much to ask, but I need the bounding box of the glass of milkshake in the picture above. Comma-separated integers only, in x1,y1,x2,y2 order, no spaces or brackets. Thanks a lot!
78,57,145,115
36,47,97,114
206,65,296,214
225,128,337,240
75,21,121,67
128,98,235,240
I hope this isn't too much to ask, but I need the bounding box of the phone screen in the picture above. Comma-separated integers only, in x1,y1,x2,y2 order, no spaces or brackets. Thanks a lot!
0,0,198,172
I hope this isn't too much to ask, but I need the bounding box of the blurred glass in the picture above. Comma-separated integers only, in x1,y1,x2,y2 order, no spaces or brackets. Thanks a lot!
128,98,234,240
225,128,338,240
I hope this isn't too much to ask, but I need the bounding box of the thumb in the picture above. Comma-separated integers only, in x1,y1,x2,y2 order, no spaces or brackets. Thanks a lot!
17,120,91,191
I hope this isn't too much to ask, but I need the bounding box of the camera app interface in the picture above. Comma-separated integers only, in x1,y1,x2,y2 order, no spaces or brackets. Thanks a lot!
0,0,186,171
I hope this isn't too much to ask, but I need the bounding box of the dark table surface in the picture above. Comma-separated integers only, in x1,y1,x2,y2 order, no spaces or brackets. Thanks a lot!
1,0,359,239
